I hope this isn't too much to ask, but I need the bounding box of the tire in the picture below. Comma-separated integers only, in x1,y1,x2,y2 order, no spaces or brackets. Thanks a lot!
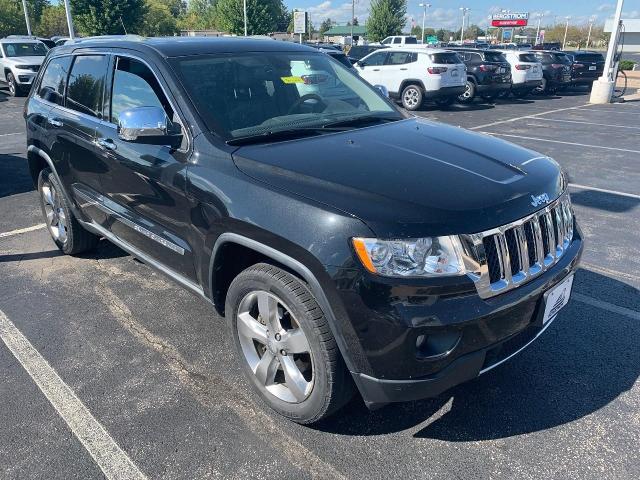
534,77,548,94
225,263,354,424
38,167,99,255
401,84,424,111
434,96,455,107
457,80,475,103
6,72,21,97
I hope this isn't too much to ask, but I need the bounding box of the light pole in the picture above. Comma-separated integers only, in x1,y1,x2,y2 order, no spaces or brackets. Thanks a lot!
62,0,75,39
243,0,248,36
590,0,625,103
20,0,32,36
563,16,570,50
351,0,355,46
586,16,596,48
535,13,544,45
459,7,470,43
419,3,431,44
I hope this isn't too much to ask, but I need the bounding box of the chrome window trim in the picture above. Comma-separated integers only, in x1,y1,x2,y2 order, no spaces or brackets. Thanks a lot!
462,192,574,299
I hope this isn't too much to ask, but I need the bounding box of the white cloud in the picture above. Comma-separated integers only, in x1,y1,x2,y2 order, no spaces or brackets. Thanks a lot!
298,1,371,24
597,3,614,12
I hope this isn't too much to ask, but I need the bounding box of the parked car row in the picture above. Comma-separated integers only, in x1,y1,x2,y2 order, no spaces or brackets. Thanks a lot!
351,45,605,110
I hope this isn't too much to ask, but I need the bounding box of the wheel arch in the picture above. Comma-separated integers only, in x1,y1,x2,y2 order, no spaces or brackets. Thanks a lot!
399,79,426,93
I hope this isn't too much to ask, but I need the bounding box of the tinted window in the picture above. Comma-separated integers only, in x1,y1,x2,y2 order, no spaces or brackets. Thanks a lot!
386,51,415,65
328,52,353,68
392,38,402,44
66,55,109,118
381,38,392,45
468,53,482,62
405,37,418,44
430,53,462,64
362,51,387,66
484,52,507,62
111,57,172,125
575,53,604,62
349,46,382,60
38,56,72,106
519,53,538,62
3,42,47,57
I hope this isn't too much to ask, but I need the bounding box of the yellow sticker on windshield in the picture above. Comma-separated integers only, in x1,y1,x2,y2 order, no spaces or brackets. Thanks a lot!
281,76,304,84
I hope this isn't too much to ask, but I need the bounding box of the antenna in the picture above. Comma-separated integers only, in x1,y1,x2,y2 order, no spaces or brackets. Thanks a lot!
120,16,128,35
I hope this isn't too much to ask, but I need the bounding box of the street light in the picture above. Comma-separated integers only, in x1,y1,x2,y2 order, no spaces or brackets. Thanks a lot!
535,13,544,45
244,0,248,36
20,0,32,36
459,7,470,43
419,3,431,45
563,16,571,50
586,16,596,48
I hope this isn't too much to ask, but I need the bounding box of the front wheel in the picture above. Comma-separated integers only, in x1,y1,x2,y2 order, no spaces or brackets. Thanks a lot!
534,77,548,94
457,80,476,103
401,84,424,111
6,72,21,97
225,263,354,424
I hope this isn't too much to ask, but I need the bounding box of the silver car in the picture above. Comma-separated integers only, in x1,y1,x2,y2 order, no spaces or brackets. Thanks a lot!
0,37,48,96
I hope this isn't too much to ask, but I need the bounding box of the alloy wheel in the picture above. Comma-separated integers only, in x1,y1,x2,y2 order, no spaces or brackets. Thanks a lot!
403,88,420,109
41,181,67,244
236,291,314,403
7,74,16,96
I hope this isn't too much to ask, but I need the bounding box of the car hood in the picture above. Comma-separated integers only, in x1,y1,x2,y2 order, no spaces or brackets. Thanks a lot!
3,56,45,65
232,118,564,238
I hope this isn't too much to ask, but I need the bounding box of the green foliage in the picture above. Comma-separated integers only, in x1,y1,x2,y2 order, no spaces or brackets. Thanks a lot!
619,60,636,71
215,0,287,36
70,0,147,36
366,0,406,43
35,4,69,37
140,0,179,36
319,17,332,36
410,25,435,39
0,0,26,37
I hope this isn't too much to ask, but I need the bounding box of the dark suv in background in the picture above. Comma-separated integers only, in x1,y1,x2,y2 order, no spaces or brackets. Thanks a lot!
531,50,573,94
448,48,512,103
24,37,582,424
563,51,605,88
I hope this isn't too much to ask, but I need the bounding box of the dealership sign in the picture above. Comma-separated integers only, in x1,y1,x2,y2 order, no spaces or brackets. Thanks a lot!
491,12,529,27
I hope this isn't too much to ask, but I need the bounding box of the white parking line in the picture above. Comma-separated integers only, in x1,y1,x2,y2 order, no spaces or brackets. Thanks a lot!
0,224,46,239
573,293,640,321
469,104,592,130
569,183,640,200
0,132,23,137
485,133,640,154
0,309,148,480
539,118,640,130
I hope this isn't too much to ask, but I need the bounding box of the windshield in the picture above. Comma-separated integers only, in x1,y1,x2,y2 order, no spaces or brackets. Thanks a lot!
484,51,507,62
170,52,400,140
2,42,47,57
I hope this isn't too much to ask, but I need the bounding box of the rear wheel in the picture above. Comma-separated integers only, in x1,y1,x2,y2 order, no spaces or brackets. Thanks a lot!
534,77,548,94
225,263,354,424
457,80,475,103
38,168,99,254
401,84,424,111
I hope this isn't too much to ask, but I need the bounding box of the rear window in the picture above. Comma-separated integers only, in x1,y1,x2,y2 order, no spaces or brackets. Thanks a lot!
430,52,462,64
574,53,604,62
484,52,507,62
405,37,418,44
518,53,538,63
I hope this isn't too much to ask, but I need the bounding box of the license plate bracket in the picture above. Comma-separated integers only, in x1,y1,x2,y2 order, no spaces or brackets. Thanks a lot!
542,275,574,325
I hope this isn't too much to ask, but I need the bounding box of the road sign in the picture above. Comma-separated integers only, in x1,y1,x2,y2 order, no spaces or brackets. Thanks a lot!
293,11,307,34
502,29,513,41
491,12,529,27
426,35,438,44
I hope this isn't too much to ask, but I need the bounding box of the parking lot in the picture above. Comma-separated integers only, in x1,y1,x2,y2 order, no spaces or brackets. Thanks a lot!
1,85,639,479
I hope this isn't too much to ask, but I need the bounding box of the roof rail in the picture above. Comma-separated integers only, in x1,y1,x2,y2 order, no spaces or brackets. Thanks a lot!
67,34,145,44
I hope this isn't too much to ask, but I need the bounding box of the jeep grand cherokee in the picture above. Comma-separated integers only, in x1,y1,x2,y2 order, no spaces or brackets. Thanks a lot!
24,37,582,424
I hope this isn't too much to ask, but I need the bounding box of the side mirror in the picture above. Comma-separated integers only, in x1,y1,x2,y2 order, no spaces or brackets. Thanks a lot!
356,60,366,68
374,84,389,98
117,106,182,148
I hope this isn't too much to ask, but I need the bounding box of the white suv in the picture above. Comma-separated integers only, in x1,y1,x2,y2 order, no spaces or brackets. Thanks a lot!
499,50,543,98
375,36,420,47
355,48,466,110
0,38,48,96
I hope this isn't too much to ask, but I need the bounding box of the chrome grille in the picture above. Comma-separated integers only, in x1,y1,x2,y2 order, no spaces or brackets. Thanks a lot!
462,193,574,299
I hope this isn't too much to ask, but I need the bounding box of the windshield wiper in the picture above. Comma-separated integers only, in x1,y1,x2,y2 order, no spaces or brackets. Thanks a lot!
319,114,400,129
227,128,328,146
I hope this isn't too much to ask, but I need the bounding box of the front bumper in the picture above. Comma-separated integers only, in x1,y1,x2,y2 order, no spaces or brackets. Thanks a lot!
334,229,583,407
12,70,37,85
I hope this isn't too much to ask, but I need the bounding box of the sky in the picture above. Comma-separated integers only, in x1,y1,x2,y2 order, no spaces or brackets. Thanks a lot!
286,1,640,30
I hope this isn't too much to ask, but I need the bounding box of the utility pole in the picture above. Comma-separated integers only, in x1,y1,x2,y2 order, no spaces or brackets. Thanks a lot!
590,0,624,103
20,0,32,36
351,0,355,46
562,17,570,50
419,3,431,44
243,0,248,36
586,16,595,48
535,13,544,45
62,0,75,39
459,7,470,43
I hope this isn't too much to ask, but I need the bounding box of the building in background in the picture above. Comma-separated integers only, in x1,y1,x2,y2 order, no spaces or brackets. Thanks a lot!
604,18,640,52
322,25,367,45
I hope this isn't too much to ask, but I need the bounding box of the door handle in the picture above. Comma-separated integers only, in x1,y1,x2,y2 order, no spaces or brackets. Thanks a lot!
48,118,63,127
372,68,380,71
96,139,117,151
400,68,408,71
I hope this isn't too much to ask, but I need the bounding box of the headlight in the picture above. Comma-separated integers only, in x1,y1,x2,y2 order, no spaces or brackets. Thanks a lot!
15,65,30,70
352,236,466,277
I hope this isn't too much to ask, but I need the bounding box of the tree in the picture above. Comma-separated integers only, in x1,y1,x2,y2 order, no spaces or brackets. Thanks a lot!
319,17,332,35
71,0,147,36
216,0,287,35
0,0,26,37
366,0,406,43
178,0,216,30
35,4,69,37
140,0,179,36
352,17,358,26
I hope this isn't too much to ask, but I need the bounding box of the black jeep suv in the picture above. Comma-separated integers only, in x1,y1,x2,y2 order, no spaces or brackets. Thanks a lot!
24,37,582,424
448,48,512,103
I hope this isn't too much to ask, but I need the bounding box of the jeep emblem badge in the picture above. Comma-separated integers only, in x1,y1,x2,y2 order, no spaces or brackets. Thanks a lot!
531,193,550,207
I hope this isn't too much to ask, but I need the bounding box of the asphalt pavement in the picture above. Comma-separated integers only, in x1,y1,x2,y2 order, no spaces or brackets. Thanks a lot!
1,86,639,480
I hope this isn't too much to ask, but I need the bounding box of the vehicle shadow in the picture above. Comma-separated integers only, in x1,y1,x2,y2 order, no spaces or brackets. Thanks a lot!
430,103,496,112
570,189,639,213
313,269,639,440
0,153,34,198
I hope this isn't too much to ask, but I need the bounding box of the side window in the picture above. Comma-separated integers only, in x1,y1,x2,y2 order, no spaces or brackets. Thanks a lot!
111,57,173,125
381,37,392,45
38,56,72,106
392,37,402,44
363,52,387,66
386,52,413,66
469,53,482,63
66,55,109,118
